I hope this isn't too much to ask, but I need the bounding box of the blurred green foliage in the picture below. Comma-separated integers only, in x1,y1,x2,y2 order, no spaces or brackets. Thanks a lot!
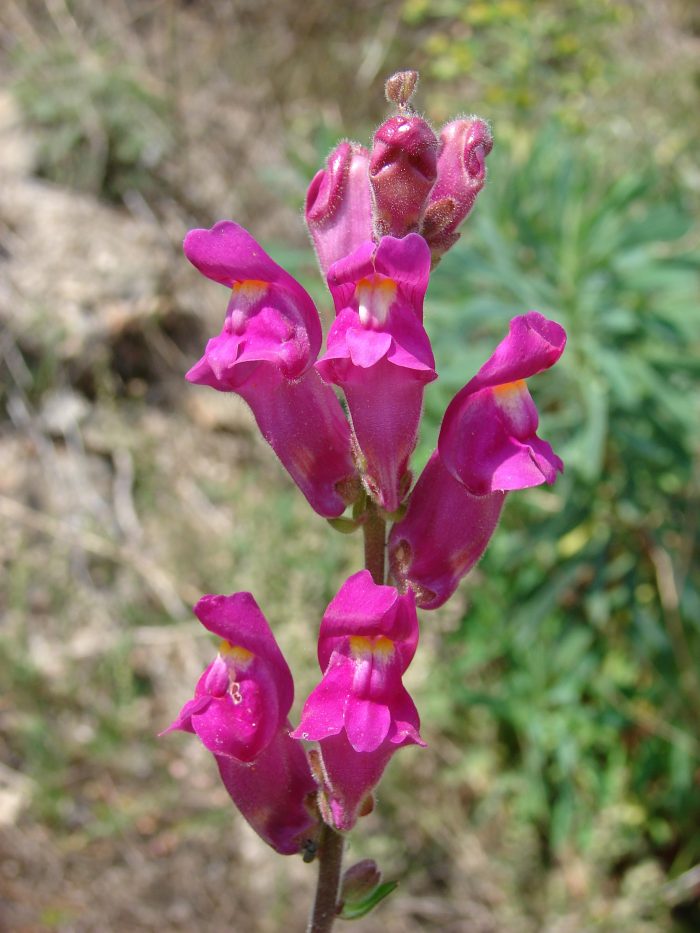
278,114,700,919
13,42,173,202
403,0,625,123
419,128,700,886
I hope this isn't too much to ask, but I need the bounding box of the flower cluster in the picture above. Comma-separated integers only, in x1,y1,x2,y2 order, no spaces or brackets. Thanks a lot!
166,72,566,868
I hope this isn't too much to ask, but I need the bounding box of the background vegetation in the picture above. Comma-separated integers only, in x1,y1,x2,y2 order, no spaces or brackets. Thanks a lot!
1,1,698,930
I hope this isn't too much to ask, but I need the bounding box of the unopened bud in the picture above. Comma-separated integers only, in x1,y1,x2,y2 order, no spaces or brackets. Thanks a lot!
305,141,372,277
421,197,456,241
341,859,382,903
425,117,493,260
385,70,419,109
369,115,438,238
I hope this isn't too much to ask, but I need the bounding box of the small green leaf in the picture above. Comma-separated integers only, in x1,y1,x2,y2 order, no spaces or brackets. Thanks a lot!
326,517,360,535
339,880,399,921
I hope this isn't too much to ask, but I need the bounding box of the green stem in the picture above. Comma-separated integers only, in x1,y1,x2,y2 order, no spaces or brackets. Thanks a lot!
307,823,345,933
363,501,387,585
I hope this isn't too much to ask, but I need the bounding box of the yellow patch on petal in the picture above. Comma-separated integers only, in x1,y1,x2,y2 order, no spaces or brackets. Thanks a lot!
355,275,397,327
219,641,254,668
231,279,268,299
349,634,395,660
228,280,269,333
493,379,527,398
492,379,530,425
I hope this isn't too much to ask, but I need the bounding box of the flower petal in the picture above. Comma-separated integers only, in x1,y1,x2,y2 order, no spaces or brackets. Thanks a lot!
215,724,318,855
344,695,391,752
292,655,352,742
389,451,505,609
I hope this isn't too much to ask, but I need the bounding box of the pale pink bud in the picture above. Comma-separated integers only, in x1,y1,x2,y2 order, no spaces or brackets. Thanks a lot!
305,142,373,277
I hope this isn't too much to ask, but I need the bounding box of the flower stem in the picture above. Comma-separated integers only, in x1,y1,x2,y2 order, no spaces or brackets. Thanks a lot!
308,822,345,933
363,500,387,585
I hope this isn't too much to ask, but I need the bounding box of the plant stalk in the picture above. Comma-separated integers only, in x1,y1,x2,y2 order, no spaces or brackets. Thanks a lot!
307,822,345,933
363,500,387,585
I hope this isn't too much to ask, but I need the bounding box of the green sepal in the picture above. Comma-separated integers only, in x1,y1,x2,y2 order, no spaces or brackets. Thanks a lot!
339,880,398,920
352,490,368,520
382,503,407,523
327,517,361,535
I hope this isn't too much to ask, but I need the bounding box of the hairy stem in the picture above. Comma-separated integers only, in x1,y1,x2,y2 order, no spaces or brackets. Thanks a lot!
307,823,345,933
363,500,387,585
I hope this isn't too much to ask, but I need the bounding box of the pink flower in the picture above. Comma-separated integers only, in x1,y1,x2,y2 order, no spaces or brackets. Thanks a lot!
292,570,424,830
164,592,318,855
424,118,493,261
389,452,505,609
439,312,566,496
185,221,357,517
389,312,566,609
369,114,438,238
305,141,373,278
316,234,436,513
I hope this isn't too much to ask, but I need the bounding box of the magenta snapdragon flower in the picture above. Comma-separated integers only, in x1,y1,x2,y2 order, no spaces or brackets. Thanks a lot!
184,221,357,518
164,591,318,855
316,234,436,513
292,570,424,830
389,311,566,608
439,311,566,494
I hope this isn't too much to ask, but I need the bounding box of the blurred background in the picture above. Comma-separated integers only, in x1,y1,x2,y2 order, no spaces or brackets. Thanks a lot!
0,1,699,930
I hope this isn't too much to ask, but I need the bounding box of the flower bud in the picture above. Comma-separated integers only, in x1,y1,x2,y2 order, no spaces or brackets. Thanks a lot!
341,860,382,903
384,70,419,108
305,142,372,277
425,117,493,261
369,115,438,238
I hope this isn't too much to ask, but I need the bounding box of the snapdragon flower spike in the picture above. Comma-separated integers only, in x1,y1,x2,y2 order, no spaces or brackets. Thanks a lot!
439,311,566,496
388,451,505,609
316,234,436,512
164,592,318,855
369,113,438,238
292,570,424,830
305,141,373,278
424,117,493,261
185,221,357,518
